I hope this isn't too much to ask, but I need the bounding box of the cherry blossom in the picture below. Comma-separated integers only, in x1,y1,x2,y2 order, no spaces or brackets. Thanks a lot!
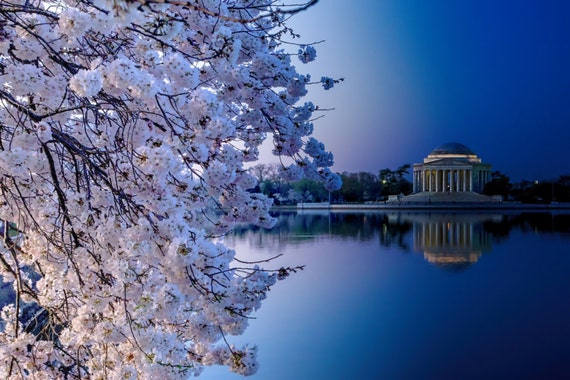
0,0,340,377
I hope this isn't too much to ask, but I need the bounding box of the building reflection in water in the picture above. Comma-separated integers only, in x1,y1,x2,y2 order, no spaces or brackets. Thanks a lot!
399,213,500,270
229,211,570,270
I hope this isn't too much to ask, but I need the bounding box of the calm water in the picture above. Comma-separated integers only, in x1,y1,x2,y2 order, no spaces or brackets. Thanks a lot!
205,210,570,380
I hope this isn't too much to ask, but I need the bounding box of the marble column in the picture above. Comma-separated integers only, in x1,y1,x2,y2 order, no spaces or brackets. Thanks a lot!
413,171,417,193
478,171,481,192
455,170,458,192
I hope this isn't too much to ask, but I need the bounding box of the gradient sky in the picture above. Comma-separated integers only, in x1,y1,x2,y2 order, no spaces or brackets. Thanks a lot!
263,0,570,182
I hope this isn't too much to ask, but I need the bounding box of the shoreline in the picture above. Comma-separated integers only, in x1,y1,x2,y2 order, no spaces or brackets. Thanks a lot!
272,202,570,211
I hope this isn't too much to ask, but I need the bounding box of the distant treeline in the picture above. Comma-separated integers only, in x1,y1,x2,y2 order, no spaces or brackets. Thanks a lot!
249,163,570,204
485,172,570,203
250,163,413,204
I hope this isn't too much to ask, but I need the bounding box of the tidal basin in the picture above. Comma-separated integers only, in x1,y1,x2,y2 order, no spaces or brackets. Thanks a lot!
202,210,570,380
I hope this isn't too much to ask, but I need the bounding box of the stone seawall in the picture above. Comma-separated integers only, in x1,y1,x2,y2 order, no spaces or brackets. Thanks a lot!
279,202,570,211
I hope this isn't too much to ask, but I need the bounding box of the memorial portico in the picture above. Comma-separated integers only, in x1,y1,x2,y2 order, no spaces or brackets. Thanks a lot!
412,142,492,194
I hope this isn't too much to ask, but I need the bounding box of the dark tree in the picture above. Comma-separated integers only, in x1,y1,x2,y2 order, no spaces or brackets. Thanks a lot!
483,171,512,199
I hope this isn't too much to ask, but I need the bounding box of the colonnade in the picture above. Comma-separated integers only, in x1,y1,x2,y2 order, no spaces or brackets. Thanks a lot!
413,168,490,193
412,219,492,265
414,220,476,251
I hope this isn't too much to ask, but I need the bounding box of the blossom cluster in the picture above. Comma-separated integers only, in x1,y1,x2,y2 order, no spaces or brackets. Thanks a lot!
0,0,340,377
298,45,317,63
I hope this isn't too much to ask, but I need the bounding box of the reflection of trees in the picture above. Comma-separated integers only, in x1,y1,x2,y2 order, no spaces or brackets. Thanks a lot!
328,213,395,242
227,211,415,251
378,214,412,250
226,211,570,255
482,212,570,242
227,212,332,251
508,212,570,235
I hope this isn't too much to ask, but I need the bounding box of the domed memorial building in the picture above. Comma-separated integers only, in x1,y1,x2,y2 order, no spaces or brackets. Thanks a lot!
406,142,494,202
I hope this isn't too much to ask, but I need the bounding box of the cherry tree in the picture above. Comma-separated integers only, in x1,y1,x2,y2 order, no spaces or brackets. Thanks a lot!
0,0,340,377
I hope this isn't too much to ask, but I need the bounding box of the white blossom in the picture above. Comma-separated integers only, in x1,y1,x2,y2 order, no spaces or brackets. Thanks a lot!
69,69,103,97
0,0,340,377
321,76,335,90
58,7,91,40
298,45,317,63
280,164,304,182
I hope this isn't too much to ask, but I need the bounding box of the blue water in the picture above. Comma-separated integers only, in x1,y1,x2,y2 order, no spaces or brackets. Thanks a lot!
202,211,570,380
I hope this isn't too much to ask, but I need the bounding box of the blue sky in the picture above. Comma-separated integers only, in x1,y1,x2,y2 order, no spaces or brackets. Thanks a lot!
268,0,570,182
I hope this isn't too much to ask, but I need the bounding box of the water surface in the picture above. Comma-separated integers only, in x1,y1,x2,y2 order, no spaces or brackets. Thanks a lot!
203,211,570,379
